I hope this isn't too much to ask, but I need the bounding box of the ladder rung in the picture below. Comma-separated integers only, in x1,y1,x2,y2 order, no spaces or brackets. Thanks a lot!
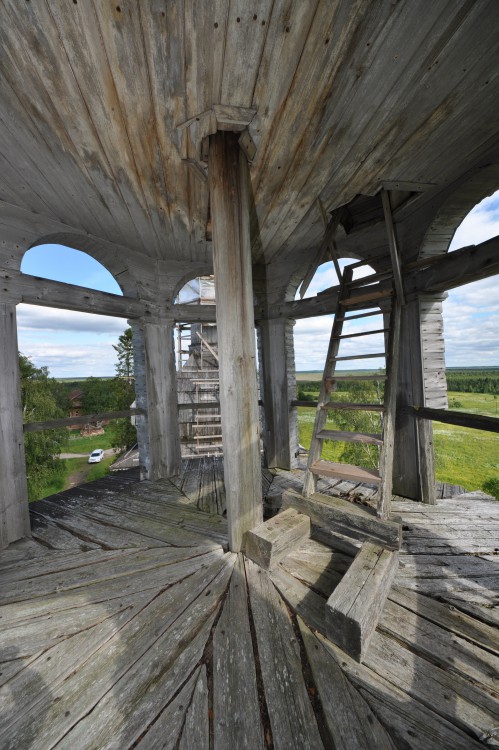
334,352,386,361
326,374,387,382
316,429,383,446
321,402,385,412
341,289,393,306
333,328,388,340
310,460,381,484
346,255,390,270
346,270,393,288
336,309,389,323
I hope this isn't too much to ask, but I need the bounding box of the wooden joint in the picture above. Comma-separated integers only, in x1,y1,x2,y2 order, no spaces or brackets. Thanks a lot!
178,105,257,165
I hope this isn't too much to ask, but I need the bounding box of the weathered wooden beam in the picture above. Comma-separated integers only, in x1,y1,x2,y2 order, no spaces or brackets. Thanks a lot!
0,268,144,318
282,489,401,550
0,298,30,549
259,319,297,469
263,290,340,321
409,405,499,433
381,190,405,305
209,131,263,552
171,304,217,322
131,318,180,480
23,408,145,433
406,235,499,295
326,541,399,662
245,508,311,570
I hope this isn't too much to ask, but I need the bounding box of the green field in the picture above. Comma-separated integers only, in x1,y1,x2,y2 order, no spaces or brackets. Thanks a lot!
297,390,499,496
66,428,114,454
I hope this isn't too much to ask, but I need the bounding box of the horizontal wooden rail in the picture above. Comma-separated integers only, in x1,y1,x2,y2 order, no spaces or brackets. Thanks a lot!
23,408,145,433
409,406,499,433
292,400,320,408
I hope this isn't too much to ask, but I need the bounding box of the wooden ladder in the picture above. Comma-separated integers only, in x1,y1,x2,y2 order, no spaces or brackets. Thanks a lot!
302,261,401,518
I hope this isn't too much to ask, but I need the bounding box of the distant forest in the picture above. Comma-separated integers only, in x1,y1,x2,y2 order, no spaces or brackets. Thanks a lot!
297,368,499,396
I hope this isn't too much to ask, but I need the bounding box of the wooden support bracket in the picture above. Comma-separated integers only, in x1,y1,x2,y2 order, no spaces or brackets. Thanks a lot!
326,541,399,662
245,507,311,570
178,105,257,164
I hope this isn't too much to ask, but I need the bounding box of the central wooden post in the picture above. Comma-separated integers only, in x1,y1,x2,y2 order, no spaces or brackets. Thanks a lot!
209,131,262,551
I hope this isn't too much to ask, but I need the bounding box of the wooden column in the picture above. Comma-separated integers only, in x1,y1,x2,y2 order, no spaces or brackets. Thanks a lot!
393,296,443,503
129,316,180,481
0,296,30,549
209,131,262,551
259,318,298,469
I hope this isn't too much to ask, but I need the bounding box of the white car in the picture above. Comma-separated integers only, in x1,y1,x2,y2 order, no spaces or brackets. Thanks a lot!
88,449,105,464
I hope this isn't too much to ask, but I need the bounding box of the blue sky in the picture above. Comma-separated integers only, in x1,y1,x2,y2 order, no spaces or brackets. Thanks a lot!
17,189,499,377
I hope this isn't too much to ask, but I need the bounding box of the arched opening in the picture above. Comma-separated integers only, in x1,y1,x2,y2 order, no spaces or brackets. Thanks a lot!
174,276,222,461
18,244,135,501
435,189,499,496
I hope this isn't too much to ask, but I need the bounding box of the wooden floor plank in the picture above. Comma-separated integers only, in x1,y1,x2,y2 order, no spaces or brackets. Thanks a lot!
95,493,228,542
2,554,234,750
364,630,499,743
213,554,264,749
2,462,499,750
0,548,224,606
135,669,199,750
79,503,226,548
30,513,101,550
246,559,325,750
0,591,154,740
300,618,397,749
379,599,499,696
317,629,486,750
389,586,499,657
32,502,163,549
0,550,224,627
56,556,235,750
179,666,210,750
0,545,215,586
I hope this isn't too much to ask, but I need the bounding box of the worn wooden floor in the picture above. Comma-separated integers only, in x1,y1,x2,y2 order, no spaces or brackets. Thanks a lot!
1,462,498,749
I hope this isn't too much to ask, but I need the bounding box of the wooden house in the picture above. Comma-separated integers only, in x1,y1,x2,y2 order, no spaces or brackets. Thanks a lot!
1,3,498,748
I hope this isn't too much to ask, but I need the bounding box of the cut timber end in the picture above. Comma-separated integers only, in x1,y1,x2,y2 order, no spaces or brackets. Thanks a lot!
309,459,381,485
282,488,401,550
245,508,310,570
326,541,399,662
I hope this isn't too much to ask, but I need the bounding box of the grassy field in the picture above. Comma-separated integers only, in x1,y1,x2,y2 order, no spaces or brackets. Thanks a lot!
66,427,114,454
297,390,499,495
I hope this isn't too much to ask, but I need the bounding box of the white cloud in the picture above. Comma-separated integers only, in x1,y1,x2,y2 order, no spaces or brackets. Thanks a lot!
16,305,127,378
17,305,127,334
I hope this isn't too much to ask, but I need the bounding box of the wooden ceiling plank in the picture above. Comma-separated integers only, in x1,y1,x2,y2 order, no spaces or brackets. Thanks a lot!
220,0,274,109
52,1,164,255
1,0,137,247
183,0,230,256
138,1,192,258
254,0,391,258
0,67,103,239
258,1,481,262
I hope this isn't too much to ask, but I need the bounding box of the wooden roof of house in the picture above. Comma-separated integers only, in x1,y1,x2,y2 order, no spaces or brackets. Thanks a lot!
0,1,498,296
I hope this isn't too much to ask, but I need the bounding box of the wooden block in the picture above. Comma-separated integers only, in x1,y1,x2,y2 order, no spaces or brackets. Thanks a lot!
326,542,399,662
283,489,401,550
245,508,310,570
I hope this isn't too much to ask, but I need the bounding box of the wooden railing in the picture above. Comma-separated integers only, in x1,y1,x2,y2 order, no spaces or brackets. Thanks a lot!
408,406,499,434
